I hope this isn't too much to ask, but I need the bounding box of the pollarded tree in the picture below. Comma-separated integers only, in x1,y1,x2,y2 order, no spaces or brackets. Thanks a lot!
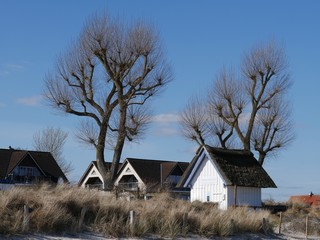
44,13,172,188
180,96,208,147
180,42,293,165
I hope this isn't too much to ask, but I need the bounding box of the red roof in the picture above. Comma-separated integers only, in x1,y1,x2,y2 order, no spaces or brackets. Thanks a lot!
289,195,320,207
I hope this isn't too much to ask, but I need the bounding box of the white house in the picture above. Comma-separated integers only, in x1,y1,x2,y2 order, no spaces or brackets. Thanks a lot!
114,158,188,193
177,145,276,210
78,161,111,189
79,158,189,196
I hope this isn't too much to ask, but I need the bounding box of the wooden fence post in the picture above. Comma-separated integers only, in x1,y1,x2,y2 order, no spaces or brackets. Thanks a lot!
23,205,30,232
306,214,309,240
182,212,188,229
115,186,118,200
129,210,136,234
129,210,136,225
78,207,88,230
233,185,237,208
230,219,235,235
262,218,268,234
278,212,282,234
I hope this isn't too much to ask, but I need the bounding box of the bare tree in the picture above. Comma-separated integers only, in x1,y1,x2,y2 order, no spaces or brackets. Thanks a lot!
180,42,293,165
33,127,72,175
252,97,294,165
44,13,172,188
180,96,208,146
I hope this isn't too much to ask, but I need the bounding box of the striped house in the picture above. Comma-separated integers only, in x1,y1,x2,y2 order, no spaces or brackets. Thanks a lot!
177,145,276,210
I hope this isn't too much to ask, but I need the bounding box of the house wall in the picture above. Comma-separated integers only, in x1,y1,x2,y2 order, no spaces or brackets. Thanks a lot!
189,155,227,209
80,164,104,188
0,183,14,191
188,154,262,210
12,166,42,177
11,156,42,177
114,162,145,191
227,186,261,208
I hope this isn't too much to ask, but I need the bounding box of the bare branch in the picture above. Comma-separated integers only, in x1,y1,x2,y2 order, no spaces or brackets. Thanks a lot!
180,96,210,146
33,127,73,175
181,41,293,165
252,97,294,165
44,12,172,186
208,67,247,144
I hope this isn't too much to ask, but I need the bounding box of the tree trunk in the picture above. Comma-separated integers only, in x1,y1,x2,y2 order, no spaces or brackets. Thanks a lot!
96,144,111,190
111,138,125,181
258,152,266,166
243,106,258,151
96,121,112,190
110,101,127,181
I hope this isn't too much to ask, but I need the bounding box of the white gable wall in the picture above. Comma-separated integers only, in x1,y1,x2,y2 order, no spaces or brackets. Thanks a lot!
186,149,263,210
189,155,228,209
114,162,146,191
80,164,104,188
227,186,261,208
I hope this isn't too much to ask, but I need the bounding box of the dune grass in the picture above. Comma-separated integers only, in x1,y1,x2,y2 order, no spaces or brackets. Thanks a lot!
271,202,320,236
0,184,272,238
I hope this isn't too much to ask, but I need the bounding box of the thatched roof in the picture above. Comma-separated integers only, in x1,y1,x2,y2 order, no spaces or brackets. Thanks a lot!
177,145,276,188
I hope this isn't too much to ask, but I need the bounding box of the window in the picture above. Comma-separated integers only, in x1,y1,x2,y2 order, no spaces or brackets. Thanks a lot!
19,166,34,176
166,175,181,184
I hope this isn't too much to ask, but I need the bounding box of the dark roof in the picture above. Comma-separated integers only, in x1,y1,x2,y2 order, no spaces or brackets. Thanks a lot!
177,145,276,188
0,148,68,183
28,151,68,182
91,161,112,171
79,158,188,187
119,158,189,184
0,149,13,177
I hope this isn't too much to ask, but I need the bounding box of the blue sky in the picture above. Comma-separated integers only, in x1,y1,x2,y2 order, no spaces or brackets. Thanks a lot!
1,1,319,201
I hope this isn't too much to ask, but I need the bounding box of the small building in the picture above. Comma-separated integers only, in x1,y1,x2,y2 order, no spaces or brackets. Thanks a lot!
177,145,276,209
289,193,320,207
0,148,68,189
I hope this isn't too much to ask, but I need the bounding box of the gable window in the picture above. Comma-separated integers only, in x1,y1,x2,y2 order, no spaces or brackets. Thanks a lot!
20,166,34,176
166,175,181,184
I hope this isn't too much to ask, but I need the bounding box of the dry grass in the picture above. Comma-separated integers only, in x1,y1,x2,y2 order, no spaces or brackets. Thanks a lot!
0,184,272,238
271,202,320,236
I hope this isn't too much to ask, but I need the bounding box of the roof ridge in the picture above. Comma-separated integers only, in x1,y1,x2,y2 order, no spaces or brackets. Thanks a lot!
126,158,181,163
205,145,253,156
